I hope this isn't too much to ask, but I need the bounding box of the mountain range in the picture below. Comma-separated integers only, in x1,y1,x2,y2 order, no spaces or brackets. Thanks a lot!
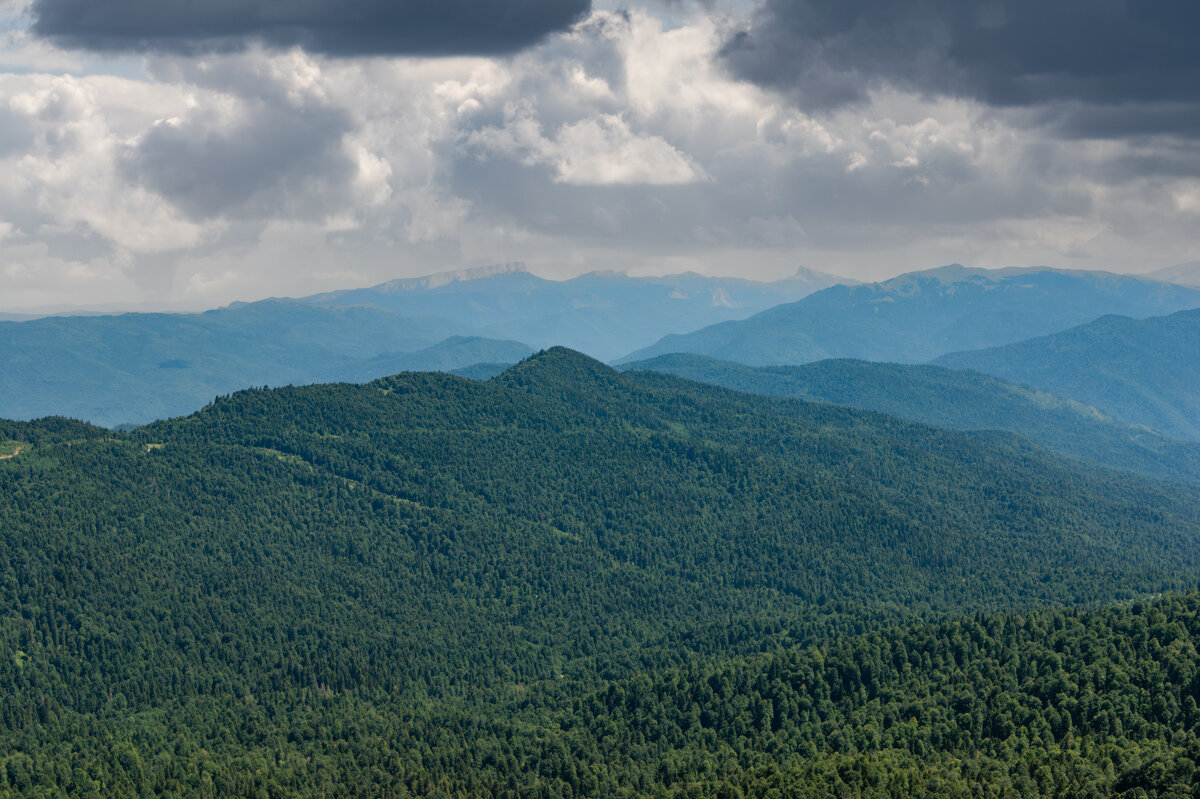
3,261,1199,449
0,301,462,427
0,264,844,427
313,335,534,384
301,262,845,361
620,265,1200,365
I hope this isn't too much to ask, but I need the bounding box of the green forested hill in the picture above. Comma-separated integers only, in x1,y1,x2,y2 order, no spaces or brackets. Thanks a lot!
2,349,1200,796
622,353,1200,483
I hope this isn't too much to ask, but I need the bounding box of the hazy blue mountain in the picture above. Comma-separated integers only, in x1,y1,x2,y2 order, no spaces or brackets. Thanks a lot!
623,353,1200,483
0,300,461,427
1147,260,1200,287
317,336,534,383
302,262,847,361
936,308,1200,442
0,263,841,426
619,265,1200,365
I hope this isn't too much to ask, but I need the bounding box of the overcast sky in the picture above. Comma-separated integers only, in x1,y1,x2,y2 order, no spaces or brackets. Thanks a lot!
1,0,1199,310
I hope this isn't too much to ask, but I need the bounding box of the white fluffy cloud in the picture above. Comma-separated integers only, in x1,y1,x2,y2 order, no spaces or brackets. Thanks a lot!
467,104,705,185
0,71,218,305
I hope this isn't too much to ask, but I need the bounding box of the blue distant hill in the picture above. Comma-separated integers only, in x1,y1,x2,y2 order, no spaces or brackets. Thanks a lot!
620,265,1200,365
936,308,1200,441
0,300,469,427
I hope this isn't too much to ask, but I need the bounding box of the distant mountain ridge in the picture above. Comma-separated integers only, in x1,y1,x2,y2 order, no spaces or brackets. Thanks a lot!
936,308,1200,441
0,264,847,426
369,261,531,292
620,265,1200,365
302,263,848,361
622,353,1200,483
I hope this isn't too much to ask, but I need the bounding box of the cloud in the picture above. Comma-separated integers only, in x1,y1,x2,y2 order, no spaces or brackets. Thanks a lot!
428,8,1200,280
0,73,212,255
4,4,1200,310
119,53,359,219
721,0,1200,137
449,11,1063,248
467,104,705,185
31,0,592,57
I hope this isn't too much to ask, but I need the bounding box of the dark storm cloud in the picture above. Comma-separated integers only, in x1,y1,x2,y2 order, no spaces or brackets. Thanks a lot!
31,0,591,57
722,0,1200,135
119,100,357,220
1026,104,1200,141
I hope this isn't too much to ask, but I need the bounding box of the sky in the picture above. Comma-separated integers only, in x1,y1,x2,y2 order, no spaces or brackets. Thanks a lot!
1,0,1199,310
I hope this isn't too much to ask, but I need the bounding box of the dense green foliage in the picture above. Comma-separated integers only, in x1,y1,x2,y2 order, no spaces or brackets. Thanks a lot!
622,353,1200,483
621,265,1200,365
510,591,1200,797
3,350,1200,795
937,308,1200,442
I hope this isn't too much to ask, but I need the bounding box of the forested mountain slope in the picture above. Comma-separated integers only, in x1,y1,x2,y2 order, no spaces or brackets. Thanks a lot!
937,308,1200,441
621,266,1200,365
622,353,1200,483
3,350,1200,794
